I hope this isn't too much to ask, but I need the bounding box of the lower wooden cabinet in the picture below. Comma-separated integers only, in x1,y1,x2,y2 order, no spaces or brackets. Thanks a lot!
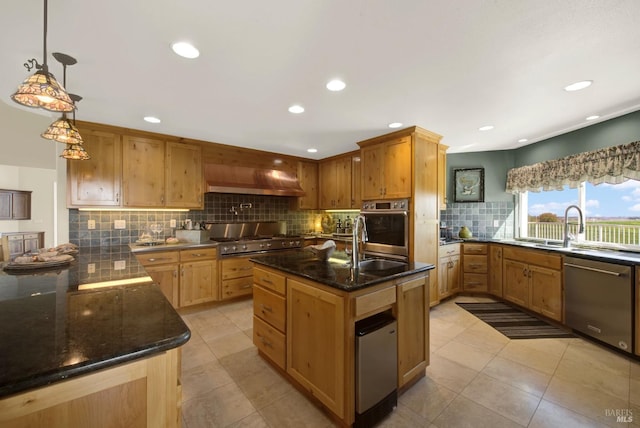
462,243,488,292
220,256,254,300
489,244,503,297
438,243,460,299
145,264,180,308
1,232,44,261
396,275,429,387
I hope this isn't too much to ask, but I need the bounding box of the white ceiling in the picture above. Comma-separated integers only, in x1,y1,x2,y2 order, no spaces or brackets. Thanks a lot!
2,0,640,159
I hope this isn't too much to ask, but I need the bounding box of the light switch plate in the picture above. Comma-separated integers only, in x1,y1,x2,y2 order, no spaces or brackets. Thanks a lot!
88,219,96,230
114,260,126,270
170,219,177,228
494,219,500,227
114,220,126,229
88,263,95,274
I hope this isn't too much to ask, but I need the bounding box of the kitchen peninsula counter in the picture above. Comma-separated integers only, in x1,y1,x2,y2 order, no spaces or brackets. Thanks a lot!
0,246,190,428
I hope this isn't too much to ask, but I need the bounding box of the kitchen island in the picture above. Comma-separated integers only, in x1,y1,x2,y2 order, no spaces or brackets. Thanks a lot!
250,250,434,427
0,246,190,428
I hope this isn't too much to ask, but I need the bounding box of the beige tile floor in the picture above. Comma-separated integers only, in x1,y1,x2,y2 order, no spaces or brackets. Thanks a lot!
179,295,640,427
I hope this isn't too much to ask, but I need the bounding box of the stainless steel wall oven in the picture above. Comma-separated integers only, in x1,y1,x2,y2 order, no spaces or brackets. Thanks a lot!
361,199,409,260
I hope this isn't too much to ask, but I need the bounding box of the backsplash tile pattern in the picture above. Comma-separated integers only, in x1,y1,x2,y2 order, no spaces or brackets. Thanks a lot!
440,201,515,239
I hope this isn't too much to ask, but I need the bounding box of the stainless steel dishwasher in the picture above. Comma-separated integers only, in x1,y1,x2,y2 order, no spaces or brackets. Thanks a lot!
564,256,633,353
355,311,397,428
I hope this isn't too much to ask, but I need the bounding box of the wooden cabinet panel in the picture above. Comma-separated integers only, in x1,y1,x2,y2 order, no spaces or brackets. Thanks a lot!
165,142,203,208
146,264,179,308
529,265,562,322
383,137,412,199
462,243,488,292
361,144,384,199
123,136,166,207
489,245,504,297
397,275,429,387
0,192,11,219
351,156,362,209
11,192,31,220
503,259,529,307
179,247,217,262
319,156,353,209
295,160,318,210
253,266,286,295
221,256,253,280
437,144,448,210
438,251,460,299
253,284,286,332
180,260,217,306
287,278,345,419
135,251,180,266
68,129,122,207
463,255,488,273
253,316,286,370
354,285,396,318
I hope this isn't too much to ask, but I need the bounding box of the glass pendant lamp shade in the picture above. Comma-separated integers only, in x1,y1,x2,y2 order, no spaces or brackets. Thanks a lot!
60,143,90,160
41,115,84,144
11,68,75,112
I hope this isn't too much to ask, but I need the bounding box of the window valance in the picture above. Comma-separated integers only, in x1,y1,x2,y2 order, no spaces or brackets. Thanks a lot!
505,141,640,193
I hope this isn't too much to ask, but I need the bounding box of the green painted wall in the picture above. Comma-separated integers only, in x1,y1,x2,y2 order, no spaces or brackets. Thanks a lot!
446,109,640,201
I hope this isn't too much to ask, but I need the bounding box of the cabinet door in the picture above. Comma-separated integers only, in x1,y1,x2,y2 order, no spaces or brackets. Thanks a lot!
361,144,384,199
397,275,428,388
165,142,203,208
437,144,448,210
11,192,31,220
438,257,450,299
0,191,11,219
335,156,352,208
503,259,529,307
287,278,345,419
23,234,41,253
383,137,411,198
122,136,166,207
180,260,217,306
296,160,318,210
529,265,563,322
489,245,503,297
318,159,337,209
68,129,122,207
8,235,24,258
449,255,461,294
146,264,180,308
351,156,362,208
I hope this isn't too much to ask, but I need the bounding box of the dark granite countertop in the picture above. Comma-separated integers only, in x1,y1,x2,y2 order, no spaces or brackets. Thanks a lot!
250,249,434,291
0,246,190,399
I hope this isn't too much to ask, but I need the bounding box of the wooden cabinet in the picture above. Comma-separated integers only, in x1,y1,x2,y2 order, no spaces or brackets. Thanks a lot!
220,256,254,300
1,232,44,261
122,135,166,207
165,142,203,208
295,160,318,210
502,246,563,322
319,155,352,209
396,274,429,388
437,144,448,210
253,266,287,369
0,190,31,220
462,243,488,292
287,277,345,419
68,128,122,207
145,264,180,308
351,156,362,209
360,136,411,199
438,243,460,299
489,244,503,297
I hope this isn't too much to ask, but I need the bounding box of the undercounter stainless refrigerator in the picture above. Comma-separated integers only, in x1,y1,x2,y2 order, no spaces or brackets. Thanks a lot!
355,311,397,428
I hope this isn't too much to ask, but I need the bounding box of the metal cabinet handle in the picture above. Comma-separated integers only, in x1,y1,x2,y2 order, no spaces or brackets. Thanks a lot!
241,284,252,289
260,304,273,312
173,270,178,278
255,333,273,348
563,262,622,276
148,257,170,262
261,277,273,284
116,192,119,203
466,281,482,286
238,266,252,271
191,253,207,257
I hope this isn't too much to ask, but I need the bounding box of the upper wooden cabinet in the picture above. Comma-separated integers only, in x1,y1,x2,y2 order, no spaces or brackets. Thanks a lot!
0,190,31,220
68,128,122,207
122,136,166,207
295,160,318,210
438,144,448,210
318,152,360,209
165,142,203,208
360,136,411,200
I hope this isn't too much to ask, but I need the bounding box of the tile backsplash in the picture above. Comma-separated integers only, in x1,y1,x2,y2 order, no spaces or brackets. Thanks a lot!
440,201,515,240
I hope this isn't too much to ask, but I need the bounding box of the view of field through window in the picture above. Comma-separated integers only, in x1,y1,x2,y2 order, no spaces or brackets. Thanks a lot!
524,180,640,246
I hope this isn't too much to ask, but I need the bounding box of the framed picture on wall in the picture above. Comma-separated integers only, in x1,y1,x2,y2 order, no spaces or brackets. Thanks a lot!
453,168,485,202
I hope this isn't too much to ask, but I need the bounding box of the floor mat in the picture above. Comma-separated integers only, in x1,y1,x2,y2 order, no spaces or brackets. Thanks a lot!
456,301,575,339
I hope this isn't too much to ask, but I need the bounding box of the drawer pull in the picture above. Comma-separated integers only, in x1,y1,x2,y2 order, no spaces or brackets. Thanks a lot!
241,284,252,289
147,257,170,262
238,267,252,271
261,277,273,284
191,253,207,257
466,281,483,286
260,304,273,312
256,333,273,348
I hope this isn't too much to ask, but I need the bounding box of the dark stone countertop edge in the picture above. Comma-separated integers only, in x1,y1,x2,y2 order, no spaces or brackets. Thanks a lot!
0,329,191,399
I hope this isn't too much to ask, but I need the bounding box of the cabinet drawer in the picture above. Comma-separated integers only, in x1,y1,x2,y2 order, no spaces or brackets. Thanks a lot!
135,250,180,266
221,257,253,280
22,233,39,240
222,276,253,300
502,247,562,270
253,266,286,295
253,284,286,332
253,315,286,370
354,285,396,318
463,243,487,255
179,247,217,262
7,235,22,242
463,273,488,291
438,243,460,257
463,255,488,273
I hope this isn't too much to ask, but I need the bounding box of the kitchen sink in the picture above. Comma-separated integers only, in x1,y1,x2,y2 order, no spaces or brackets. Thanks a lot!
358,258,407,271
533,242,564,249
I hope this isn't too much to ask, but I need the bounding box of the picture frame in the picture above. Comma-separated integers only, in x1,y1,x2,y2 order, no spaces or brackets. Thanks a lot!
453,168,485,202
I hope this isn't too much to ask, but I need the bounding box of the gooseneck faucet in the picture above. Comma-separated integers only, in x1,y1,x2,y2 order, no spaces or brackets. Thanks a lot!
351,214,368,268
563,205,584,248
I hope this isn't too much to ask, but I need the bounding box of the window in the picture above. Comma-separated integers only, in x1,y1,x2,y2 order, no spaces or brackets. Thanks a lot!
519,180,640,247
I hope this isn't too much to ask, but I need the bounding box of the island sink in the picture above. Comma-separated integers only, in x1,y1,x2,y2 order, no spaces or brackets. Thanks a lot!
358,258,407,271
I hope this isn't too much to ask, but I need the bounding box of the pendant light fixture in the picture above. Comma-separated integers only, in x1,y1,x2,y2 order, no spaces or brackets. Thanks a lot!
41,52,84,144
60,94,90,160
10,0,74,112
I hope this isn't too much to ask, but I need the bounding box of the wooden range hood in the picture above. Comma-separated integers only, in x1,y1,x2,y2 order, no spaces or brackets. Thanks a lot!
204,164,305,197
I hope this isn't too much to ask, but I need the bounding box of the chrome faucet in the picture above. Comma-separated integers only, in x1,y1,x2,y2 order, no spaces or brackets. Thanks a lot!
351,214,368,268
563,205,584,248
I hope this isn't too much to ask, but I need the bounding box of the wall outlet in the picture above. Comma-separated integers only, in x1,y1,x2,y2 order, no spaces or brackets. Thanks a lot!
114,260,126,270
114,219,126,229
88,219,96,230
494,219,500,227
88,263,95,274
170,219,177,228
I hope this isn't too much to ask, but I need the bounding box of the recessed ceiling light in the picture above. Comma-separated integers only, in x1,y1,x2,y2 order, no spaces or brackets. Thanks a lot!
586,115,600,121
288,105,305,114
564,80,592,92
307,148,318,153
171,42,199,59
479,125,494,131
518,138,528,143
388,122,403,129
326,79,346,91
144,116,161,124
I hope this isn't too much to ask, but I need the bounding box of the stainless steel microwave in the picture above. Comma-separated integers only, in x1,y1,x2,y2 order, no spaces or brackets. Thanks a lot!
361,199,409,260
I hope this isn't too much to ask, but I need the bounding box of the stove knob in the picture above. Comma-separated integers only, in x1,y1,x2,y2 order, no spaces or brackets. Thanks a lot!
259,243,265,248
266,242,272,248
231,245,237,252
242,244,248,250
222,246,229,252
295,240,301,246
